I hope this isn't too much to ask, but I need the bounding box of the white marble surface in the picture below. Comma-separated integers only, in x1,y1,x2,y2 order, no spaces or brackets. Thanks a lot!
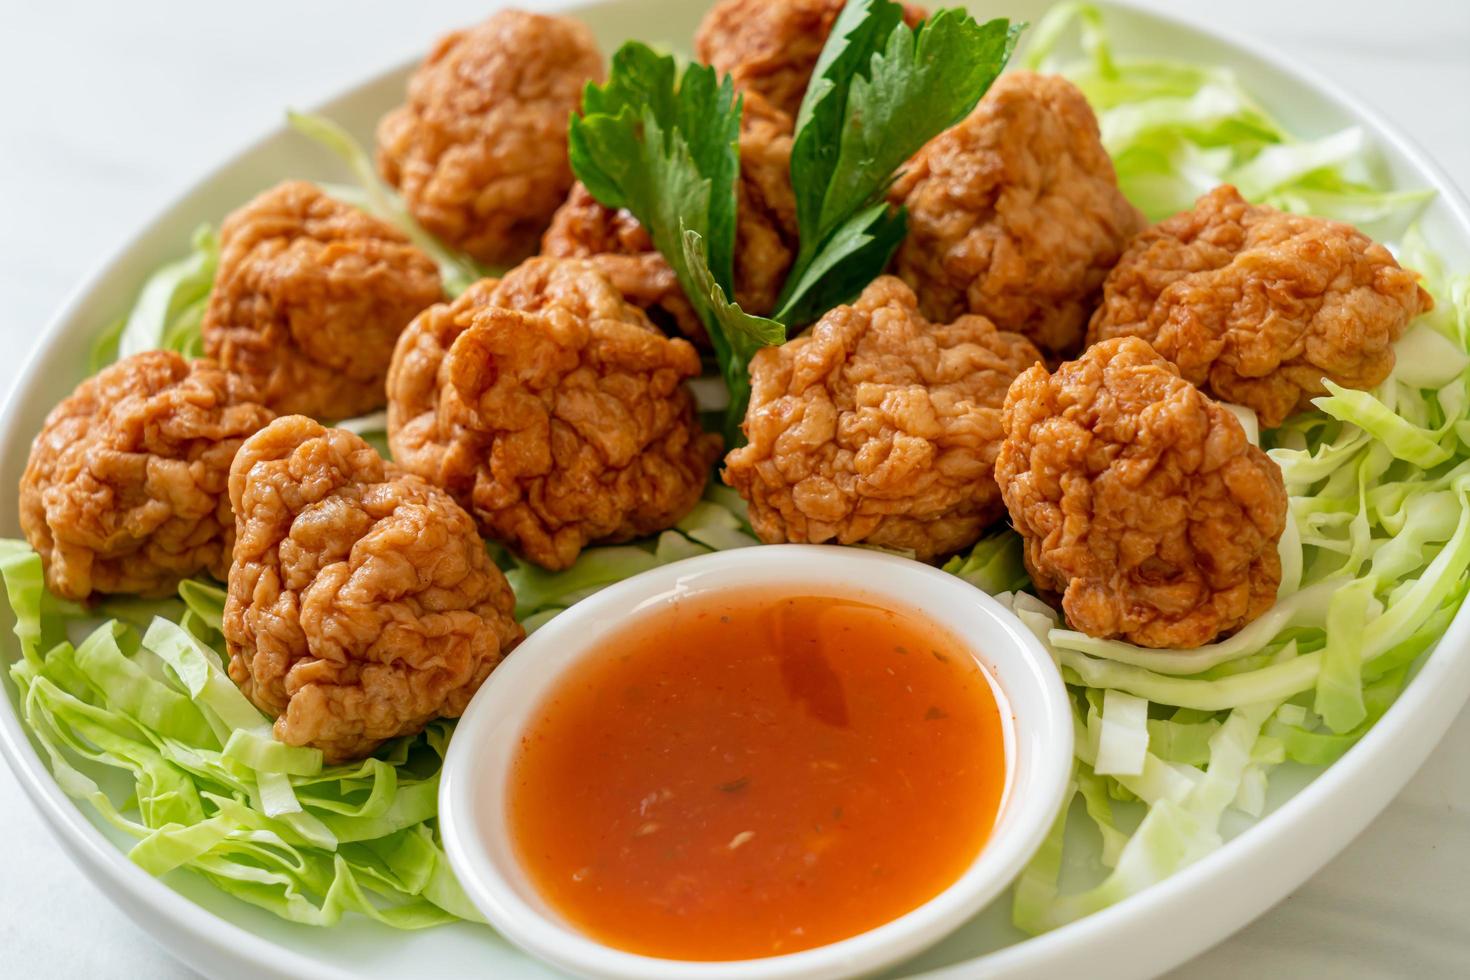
0,1,1467,977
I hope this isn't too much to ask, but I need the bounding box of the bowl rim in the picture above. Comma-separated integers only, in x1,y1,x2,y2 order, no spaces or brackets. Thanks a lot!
437,545,1076,980
0,2,1468,978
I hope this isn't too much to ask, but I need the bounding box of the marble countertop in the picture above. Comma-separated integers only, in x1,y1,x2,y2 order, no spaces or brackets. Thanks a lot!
0,1,1466,976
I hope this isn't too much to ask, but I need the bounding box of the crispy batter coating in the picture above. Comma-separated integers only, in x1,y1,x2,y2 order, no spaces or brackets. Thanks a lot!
540,183,706,342
996,337,1287,649
202,181,442,420
18,352,274,601
694,0,926,118
732,91,800,316
376,10,604,266
890,71,1144,357
224,415,522,763
540,91,798,340
1086,185,1433,427
724,276,1042,561
387,259,722,570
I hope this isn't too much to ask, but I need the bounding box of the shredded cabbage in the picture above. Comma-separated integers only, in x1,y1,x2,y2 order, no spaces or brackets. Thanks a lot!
508,488,759,628
1024,2,1434,235
1001,2,1469,934
6,0,1468,947
942,528,1030,594
1093,689,1149,776
1,551,476,928
0,484,758,927
90,225,218,370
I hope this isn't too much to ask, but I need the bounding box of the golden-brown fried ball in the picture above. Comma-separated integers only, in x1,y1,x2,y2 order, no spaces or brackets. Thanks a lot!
724,276,1042,561
387,258,722,571
376,10,604,267
540,90,799,340
19,351,274,601
733,91,801,316
890,71,1145,357
540,183,706,342
1086,185,1433,428
224,415,522,763
996,336,1287,649
202,181,443,420
695,0,927,119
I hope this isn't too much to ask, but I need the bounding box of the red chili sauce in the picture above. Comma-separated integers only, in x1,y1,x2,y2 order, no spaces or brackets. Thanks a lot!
507,592,1007,961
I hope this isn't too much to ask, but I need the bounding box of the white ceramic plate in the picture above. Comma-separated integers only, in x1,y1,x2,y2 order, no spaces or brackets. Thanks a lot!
2,2,1468,979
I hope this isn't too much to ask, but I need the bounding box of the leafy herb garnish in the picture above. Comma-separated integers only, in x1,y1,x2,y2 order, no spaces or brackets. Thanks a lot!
777,3,1023,323
570,44,763,444
569,7,1020,442
682,226,785,366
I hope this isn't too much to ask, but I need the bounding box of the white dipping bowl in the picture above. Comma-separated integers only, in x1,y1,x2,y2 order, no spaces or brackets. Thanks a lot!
439,545,1073,980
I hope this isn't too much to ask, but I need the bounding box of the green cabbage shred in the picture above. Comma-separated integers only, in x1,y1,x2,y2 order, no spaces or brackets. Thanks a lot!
7,0,1469,950
0,545,477,928
0,480,757,930
996,2,1469,935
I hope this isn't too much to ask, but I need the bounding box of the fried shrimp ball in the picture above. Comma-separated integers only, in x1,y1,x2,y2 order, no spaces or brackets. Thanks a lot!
387,258,723,570
540,90,798,340
18,351,274,601
376,10,604,266
732,91,801,315
724,276,1042,561
1086,185,1434,428
996,337,1288,649
890,71,1145,357
694,0,927,118
539,183,706,342
202,181,443,420
224,415,522,763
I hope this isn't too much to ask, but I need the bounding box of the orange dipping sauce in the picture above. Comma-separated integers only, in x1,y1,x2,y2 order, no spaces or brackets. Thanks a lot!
507,592,1008,961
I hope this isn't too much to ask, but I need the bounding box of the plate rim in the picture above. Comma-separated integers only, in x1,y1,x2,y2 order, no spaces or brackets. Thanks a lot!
1,2,1467,979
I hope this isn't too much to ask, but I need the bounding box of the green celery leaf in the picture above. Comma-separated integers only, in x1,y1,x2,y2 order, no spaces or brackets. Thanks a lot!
790,0,908,246
820,11,1020,237
570,44,741,297
778,5,1019,322
679,228,785,357
772,202,907,325
569,43,748,432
